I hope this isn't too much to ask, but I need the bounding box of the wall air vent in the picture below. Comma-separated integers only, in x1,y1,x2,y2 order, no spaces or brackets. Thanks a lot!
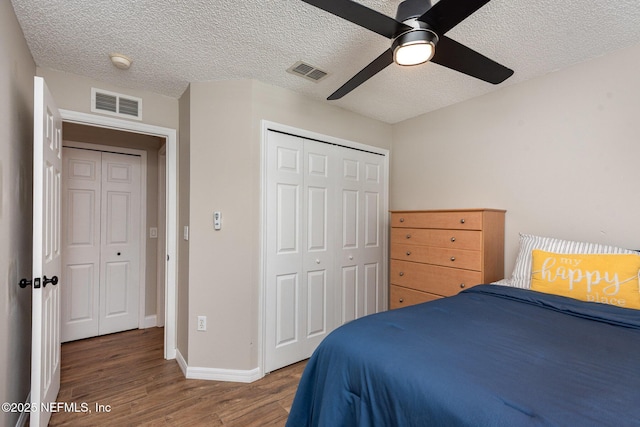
287,61,329,82
91,88,142,120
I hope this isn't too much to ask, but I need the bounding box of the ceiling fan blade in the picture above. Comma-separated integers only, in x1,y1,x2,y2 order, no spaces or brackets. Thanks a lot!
301,0,411,39
431,35,513,84
418,0,491,35
328,49,394,100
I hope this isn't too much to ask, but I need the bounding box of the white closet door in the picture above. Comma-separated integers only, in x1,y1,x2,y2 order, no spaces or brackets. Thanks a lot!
336,148,386,325
61,148,102,342
61,149,141,341
301,139,335,357
99,152,141,335
265,132,305,372
264,129,386,373
265,132,336,372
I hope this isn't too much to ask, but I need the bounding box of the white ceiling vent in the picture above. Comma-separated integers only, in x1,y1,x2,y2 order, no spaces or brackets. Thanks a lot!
91,88,142,120
287,61,329,82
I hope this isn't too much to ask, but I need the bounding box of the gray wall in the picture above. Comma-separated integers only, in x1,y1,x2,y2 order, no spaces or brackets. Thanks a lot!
391,42,640,277
0,2,37,425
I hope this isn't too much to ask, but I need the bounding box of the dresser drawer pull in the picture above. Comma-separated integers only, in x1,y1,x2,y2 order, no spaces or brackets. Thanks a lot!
460,218,465,224
399,298,404,303
406,251,412,256
460,283,466,288
450,256,456,262
399,217,405,223
399,272,404,276
450,237,456,242
406,234,411,239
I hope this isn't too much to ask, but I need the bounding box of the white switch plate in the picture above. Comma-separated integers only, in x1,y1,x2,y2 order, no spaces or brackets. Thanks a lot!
213,211,221,230
150,227,158,238
183,225,189,241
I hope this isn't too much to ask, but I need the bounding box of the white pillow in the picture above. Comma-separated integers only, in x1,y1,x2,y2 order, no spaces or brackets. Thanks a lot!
508,233,636,289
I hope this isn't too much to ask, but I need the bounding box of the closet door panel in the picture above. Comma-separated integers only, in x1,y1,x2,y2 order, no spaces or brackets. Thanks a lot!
301,139,334,356
61,148,101,342
265,132,304,372
336,148,386,322
99,152,141,335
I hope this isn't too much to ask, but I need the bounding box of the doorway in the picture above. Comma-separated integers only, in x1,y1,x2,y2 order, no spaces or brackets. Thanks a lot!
59,109,178,359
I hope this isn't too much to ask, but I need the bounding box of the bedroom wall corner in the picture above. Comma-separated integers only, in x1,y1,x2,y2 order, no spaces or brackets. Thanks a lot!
0,2,36,426
390,41,640,277
187,80,255,370
177,84,191,361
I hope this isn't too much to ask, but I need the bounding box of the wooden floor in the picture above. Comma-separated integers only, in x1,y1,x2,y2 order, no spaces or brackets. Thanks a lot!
49,328,306,426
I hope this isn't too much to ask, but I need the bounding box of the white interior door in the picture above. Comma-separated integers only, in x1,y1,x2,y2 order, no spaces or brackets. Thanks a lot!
99,152,141,335
31,76,62,427
264,128,387,373
336,148,386,324
301,139,335,357
61,148,101,341
265,132,305,372
61,148,141,341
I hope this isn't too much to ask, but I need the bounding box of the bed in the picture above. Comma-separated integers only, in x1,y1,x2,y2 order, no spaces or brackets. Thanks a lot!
286,234,640,426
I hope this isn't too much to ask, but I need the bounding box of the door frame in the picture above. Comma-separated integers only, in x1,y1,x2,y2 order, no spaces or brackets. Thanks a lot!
259,120,390,376
62,142,148,334
60,109,178,359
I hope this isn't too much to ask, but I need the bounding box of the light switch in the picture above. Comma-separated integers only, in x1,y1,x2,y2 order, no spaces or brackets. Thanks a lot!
150,227,158,238
214,211,221,230
183,225,189,241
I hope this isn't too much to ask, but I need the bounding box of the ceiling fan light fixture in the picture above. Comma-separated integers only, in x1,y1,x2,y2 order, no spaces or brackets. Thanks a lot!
392,29,438,66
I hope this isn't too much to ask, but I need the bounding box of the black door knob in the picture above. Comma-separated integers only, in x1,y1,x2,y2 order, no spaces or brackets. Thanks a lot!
43,275,58,287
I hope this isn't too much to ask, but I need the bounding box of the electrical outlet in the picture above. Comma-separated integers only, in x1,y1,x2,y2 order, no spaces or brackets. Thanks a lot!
197,316,206,331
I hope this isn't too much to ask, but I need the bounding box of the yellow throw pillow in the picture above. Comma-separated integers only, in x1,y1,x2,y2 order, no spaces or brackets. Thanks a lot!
530,250,640,310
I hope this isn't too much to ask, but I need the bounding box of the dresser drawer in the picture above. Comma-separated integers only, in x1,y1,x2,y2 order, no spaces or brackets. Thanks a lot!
391,211,483,230
391,243,482,271
390,285,440,309
391,228,482,250
390,260,482,296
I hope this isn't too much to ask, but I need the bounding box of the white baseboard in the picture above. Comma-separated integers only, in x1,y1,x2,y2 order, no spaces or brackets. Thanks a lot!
175,349,188,377
187,366,262,383
143,315,157,328
15,393,30,427
174,349,262,383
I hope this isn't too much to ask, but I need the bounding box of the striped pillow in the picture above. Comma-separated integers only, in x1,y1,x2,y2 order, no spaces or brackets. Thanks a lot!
509,233,636,289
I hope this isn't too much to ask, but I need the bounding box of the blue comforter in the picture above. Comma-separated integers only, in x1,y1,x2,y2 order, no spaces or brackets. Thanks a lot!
286,285,640,426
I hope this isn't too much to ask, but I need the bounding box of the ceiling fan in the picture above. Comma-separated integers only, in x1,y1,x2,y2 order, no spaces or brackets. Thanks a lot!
301,0,514,100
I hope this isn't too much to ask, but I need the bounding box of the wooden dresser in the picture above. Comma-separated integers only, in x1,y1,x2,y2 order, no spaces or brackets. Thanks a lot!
389,209,505,309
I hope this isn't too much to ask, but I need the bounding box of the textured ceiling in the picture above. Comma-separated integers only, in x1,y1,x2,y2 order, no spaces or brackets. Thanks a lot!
10,0,640,124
